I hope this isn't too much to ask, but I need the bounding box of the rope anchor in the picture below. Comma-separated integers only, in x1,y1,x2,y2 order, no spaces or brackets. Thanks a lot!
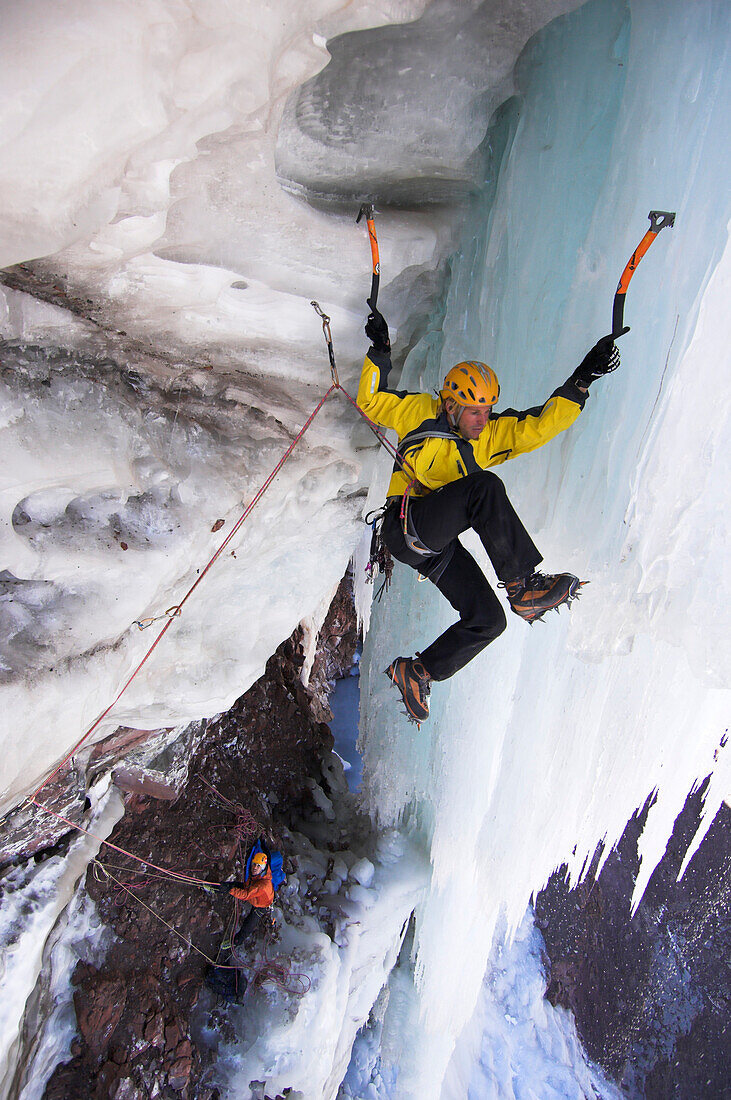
311,300,339,385
134,605,182,631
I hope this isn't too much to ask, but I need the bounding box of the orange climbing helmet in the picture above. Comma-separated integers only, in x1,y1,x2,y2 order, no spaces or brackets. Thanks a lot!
441,361,499,407
251,852,268,876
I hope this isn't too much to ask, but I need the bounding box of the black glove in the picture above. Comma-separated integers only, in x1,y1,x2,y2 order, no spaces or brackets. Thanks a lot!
365,308,390,354
571,326,630,389
212,880,247,893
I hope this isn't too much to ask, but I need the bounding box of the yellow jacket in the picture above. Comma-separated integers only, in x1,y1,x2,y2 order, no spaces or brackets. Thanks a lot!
357,349,587,499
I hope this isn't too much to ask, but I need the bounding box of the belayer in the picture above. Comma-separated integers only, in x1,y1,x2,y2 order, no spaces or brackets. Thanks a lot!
358,309,629,723
205,838,285,1000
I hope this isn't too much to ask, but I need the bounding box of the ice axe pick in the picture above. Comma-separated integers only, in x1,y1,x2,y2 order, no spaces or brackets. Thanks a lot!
612,210,676,333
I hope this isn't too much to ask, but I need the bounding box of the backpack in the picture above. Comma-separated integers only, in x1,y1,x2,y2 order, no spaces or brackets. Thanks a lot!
246,836,285,891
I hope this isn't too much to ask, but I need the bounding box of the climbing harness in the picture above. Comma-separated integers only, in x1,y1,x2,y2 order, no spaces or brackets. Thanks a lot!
30,205,678,843
612,210,676,333
21,200,678,970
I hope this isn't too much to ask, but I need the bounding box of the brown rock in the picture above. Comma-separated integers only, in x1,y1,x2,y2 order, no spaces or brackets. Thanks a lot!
164,1020,182,1049
113,768,179,801
0,762,84,865
95,1061,124,1098
168,1051,193,1092
47,600,354,1100
74,978,127,1057
143,1014,165,1048
89,726,172,765
111,1075,144,1100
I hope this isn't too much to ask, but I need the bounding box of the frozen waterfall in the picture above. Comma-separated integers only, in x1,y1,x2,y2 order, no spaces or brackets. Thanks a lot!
0,0,729,1097
358,0,730,1091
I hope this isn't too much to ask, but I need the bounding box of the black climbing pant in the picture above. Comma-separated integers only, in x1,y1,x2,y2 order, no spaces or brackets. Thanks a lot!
233,904,267,946
382,470,542,681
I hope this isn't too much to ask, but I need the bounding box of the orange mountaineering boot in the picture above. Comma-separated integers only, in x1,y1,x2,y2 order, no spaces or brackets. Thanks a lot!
384,655,432,723
503,572,582,624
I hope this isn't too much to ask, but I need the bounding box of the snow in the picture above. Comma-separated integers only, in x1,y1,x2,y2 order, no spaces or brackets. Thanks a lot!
0,0,729,1097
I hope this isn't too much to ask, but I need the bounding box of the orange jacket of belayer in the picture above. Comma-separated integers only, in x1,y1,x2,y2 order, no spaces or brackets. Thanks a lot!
229,868,274,907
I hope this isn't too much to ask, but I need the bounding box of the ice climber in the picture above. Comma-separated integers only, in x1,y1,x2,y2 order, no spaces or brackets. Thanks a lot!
358,308,628,723
206,839,285,1000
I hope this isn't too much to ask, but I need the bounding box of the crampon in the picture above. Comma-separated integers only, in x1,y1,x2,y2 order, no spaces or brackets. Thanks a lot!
503,573,587,624
384,655,431,725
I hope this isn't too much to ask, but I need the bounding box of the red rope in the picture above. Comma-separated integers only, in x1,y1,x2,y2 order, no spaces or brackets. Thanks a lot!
30,798,216,885
336,382,415,478
16,313,408,995
235,925,312,997
31,385,337,805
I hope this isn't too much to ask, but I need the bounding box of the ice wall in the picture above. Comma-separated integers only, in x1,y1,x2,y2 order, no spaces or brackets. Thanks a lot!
0,777,123,1096
359,0,730,1091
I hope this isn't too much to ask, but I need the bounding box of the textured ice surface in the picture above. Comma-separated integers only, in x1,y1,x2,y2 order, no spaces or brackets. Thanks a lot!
441,914,623,1100
0,0,498,811
0,0,440,373
276,0,576,206
0,338,366,810
359,0,730,1090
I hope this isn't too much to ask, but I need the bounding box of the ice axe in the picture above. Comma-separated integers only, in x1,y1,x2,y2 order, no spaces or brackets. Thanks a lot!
612,210,676,333
356,203,380,311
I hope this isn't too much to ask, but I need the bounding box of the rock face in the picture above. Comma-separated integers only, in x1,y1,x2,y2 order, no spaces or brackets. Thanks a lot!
534,784,731,1099
40,602,356,1100
0,762,86,866
309,571,360,711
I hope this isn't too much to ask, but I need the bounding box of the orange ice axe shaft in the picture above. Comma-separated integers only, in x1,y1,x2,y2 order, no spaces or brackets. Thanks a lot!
612,210,675,333
357,202,381,311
